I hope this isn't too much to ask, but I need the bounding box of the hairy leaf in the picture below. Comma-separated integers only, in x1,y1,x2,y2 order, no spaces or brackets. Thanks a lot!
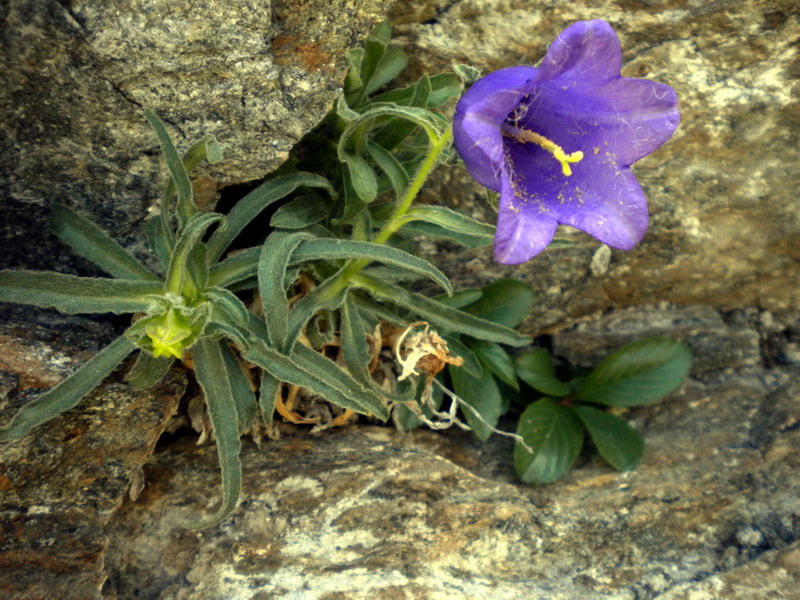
125,351,173,390
0,336,135,441
0,270,162,314
49,204,160,282
205,172,333,263
189,338,243,528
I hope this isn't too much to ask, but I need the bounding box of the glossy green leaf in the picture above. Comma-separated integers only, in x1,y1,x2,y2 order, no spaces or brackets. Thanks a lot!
0,335,135,441
125,351,173,390
434,288,483,309
449,364,503,441
514,397,584,484
144,109,196,226
352,274,530,347
270,194,329,229
291,238,451,295
575,338,692,407
515,348,570,397
463,279,534,328
469,340,518,390
573,405,644,472
394,377,443,432
189,338,243,529
342,152,378,203
49,204,160,282
442,336,482,378
0,270,163,314
206,172,334,263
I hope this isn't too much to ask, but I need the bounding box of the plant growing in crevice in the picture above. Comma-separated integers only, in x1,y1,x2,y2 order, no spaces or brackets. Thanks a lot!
0,19,689,525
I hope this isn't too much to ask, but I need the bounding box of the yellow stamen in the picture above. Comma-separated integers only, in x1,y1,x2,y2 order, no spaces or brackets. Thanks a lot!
502,123,584,176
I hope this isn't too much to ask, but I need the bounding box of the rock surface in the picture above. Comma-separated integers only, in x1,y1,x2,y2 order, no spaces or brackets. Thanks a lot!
0,0,391,272
94,304,800,600
391,0,800,331
0,318,186,600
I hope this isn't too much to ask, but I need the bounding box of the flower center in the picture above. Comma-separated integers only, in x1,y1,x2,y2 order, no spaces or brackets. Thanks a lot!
501,122,584,176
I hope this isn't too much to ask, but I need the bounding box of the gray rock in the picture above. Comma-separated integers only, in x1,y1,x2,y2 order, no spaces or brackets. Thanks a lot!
390,0,800,331
100,368,800,599
0,319,186,600
0,0,391,272
549,304,762,374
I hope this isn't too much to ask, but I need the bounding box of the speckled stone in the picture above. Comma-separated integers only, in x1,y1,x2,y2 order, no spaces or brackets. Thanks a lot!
101,362,800,599
0,0,392,272
0,319,186,600
390,0,800,331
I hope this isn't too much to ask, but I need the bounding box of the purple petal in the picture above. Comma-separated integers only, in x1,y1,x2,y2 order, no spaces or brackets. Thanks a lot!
539,20,621,86
453,66,537,191
494,173,559,264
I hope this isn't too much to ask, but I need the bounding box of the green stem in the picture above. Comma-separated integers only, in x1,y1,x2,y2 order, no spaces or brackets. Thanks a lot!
333,124,453,291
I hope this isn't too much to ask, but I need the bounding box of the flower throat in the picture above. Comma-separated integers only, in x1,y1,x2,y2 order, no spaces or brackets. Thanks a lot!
501,121,584,176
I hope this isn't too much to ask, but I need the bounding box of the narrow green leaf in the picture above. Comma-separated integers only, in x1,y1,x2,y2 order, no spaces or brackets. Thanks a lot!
394,220,493,248
189,338,243,529
207,246,259,288
49,204,160,282
258,371,280,424
342,152,378,203
575,338,692,407
0,336,135,441
258,231,313,349
449,365,503,441
0,270,162,314
372,77,433,149
367,141,409,198
514,397,584,484
290,238,451,295
464,279,534,328
241,333,389,420
364,45,408,95
270,194,329,229
401,205,495,245
353,274,530,347
573,405,644,472
285,271,348,352
204,287,252,331
469,340,518,390
217,340,257,433
165,213,225,298
143,216,173,271
125,351,173,390
206,172,334,263
144,109,196,226
443,336,482,378
515,348,570,397
434,288,483,309
374,72,462,109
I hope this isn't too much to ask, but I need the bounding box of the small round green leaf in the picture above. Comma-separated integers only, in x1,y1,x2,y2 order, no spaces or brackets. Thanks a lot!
575,337,692,407
464,279,533,328
515,348,570,397
573,405,644,472
514,397,584,484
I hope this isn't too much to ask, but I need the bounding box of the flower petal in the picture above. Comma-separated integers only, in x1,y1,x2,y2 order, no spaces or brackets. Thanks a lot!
453,66,537,191
494,173,559,264
506,138,649,250
539,20,621,86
